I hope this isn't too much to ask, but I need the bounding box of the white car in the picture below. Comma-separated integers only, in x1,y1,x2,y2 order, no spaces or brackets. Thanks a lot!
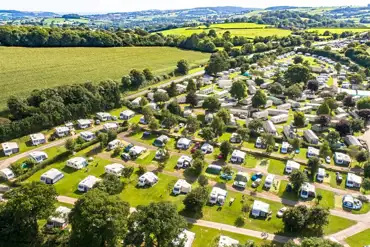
325,156,331,164
233,181,247,189
277,207,287,218
251,178,262,188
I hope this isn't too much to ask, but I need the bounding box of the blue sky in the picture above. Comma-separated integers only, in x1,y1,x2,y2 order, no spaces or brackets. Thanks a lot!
0,0,369,13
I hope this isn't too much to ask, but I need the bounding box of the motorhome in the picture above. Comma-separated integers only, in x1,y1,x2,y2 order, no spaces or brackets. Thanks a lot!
209,187,227,205
251,200,270,218
77,119,92,129
201,143,214,154
107,139,121,150
229,133,241,143
105,163,124,176
177,155,193,168
334,152,351,166
129,146,147,157
285,160,300,174
172,179,191,195
300,183,316,199
103,122,118,132
280,142,290,154
306,147,320,158
137,172,158,187
230,150,246,164
316,168,326,182
264,174,275,189
66,157,88,170
177,138,192,150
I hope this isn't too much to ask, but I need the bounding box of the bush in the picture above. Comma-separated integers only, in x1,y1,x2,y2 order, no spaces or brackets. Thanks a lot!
235,216,245,227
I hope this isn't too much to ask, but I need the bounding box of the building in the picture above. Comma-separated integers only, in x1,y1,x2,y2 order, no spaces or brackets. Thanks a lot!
334,152,351,166
304,130,319,144
80,131,95,142
209,187,227,205
1,142,19,156
177,155,193,168
263,120,277,135
346,173,362,188
300,183,316,199
177,138,192,150
344,135,362,147
103,122,118,132
172,179,192,195
138,172,158,187
307,147,320,158
78,175,101,192
66,157,88,170
105,163,125,176
153,135,169,147
230,150,246,164
40,168,64,185
251,200,270,218
0,168,15,180
46,206,71,229
218,236,239,247
96,112,111,121
120,110,135,120
55,126,70,138
77,119,92,129
285,160,300,174
30,133,46,146
29,151,48,163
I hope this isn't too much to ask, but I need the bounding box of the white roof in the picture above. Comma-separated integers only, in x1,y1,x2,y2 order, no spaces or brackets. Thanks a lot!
286,160,300,169
178,155,192,163
174,179,191,189
68,157,87,164
1,168,14,177
201,143,213,150
79,175,101,189
347,173,362,184
55,126,69,133
301,182,315,193
29,151,47,158
30,133,45,141
139,172,158,183
265,174,275,183
120,109,135,116
77,119,91,125
1,142,18,151
218,235,239,247
173,230,195,247
231,150,246,159
308,147,320,155
132,97,142,104
105,163,124,172
130,146,146,154
108,139,121,146
41,168,63,180
49,206,71,224
252,200,270,213
210,187,227,197
335,152,351,163
80,131,94,137
103,122,118,129
96,112,111,117
318,168,325,176
177,138,191,146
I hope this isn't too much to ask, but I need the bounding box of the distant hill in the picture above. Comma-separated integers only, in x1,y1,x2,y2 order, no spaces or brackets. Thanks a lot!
0,10,57,18
265,6,300,11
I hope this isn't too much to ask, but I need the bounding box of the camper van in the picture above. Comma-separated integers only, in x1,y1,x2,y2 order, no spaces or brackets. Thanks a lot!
264,174,275,189
172,179,191,195
107,139,121,150
209,187,227,205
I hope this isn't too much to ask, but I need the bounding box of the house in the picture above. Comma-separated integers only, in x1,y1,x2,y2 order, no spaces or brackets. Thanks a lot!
346,173,362,188
281,142,290,154
66,157,88,170
263,120,277,135
177,138,192,150
344,135,362,147
251,200,270,218
80,131,95,142
177,155,193,168
172,179,192,195
131,97,142,107
0,168,15,180
105,163,124,176
29,151,48,163
46,206,71,229
283,125,296,139
277,103,291,110
138,172,158,187
255,137,266,149
120,110,135,120
209,187,227,205
334,152,351,166
55,126,70,137
264,174,275,189
40,168,64,185
304,130,319,144
317,168,326,182
267,109,289,116
129,146,147,157
103,122,118,132
1,142,19,156
96,112,111,121
229,133,241,143
201,143,214,154
153,135,169,147
107,139,121,150
78,175,101,192
173,230,195,247
285,160,300,174
218,236,239,247
30,133,46,146
300,182,316,199
230,150,246,164
252,110,268,119
77,119,92,129
307,147,320,158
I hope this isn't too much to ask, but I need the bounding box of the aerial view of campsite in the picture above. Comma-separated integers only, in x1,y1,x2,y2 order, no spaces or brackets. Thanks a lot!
0,1,370,246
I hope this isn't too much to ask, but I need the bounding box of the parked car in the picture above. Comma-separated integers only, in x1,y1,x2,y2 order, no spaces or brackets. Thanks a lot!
217,154,224,159
325,156,331,164
142,132,151,138
251,172,263,181
336,172,343,184
121,153,131,161
251,178,262,188
124,144,134,153
277,207,287,218
220,173,233,181
233,181,247,189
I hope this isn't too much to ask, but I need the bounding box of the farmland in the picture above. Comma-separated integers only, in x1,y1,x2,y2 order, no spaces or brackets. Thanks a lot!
0,47,209,109
307,28,370,34
160,23,292,37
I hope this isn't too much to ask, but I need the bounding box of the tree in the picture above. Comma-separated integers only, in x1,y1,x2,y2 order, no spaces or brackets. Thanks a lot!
139,97,149,107
269,83,284,95
205,51,230,75
192,149,205,161
176,59,189,75
283,206,308,232
304,40,312,48
186,80,197,92
222,31,231,40
335,63,342,74
307,206,329,231
248,119,263,136
357,97,370,110
167,100,182,115
216,108,231,125
356,150,369,164
293,111,306,128
300,238,343,247
237,128,250,145
98,132,109,148
69,189,130,247
153,91,169,104
318,115,330,128
142,105,154,123
121,76,131,89
65,138,76,152
198,175,208,187
107,130,117,142
186,116,200,134
192,158,204,176
223,41,234,53
349,73,363,85
0,182,58,246
290,138,301,153
241,43,254,54
307,80,319,92
308,157,320,179
252,90,267,108
183,187,209,214
95,173,124,195
202,96,221,111
320,141,332,158
129,69,146,88
201,127,215,142
125,202,187,247
285,84,302,99
293,56,303,64
362,178,370,191
186,91,198,107
284,65,310,86
254,77,265,86
208,29,217,38
327,131,340,146
230,80,247,100
316,193,323,204
325,98,338,112
167,82,178,97
149,118,160,131
161,109,178,129
220,141,232,160
143,68,154,81
350,118,364,133
263,133,275,152
289,170,308,191
343,95,356,108
317,103,330,115
335,120,351,136
211,116,225,137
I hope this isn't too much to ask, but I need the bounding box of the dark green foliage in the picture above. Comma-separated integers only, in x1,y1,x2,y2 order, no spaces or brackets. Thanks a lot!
183,187,209,213
95,174,125,195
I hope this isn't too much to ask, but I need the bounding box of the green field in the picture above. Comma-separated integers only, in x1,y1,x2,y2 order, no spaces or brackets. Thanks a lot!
43,17,89,25
0,47,209,108
307,28,370,34
345,228,370,247
160,23,291,38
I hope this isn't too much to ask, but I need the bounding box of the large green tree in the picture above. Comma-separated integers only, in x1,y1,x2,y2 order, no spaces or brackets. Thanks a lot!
202,96,221,112
251,90,267,108
230,80,247,100
284,65,310,86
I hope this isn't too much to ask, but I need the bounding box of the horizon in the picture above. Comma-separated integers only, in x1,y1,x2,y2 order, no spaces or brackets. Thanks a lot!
0,0,369,14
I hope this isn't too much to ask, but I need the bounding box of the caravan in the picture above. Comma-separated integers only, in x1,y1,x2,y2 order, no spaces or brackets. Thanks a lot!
172,179,191,195
252,110,268,120
270,114,289,124
40,168,64,185
138,172,158,187
78,176,101,192
66,157,88,170
105,163,125,176
209,187,227,205
107,139,121,150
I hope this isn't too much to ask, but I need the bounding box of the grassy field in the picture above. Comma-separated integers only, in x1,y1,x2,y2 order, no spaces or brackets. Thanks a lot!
0,47,209,109
307,28,370,34
345,228,370,247
160,23,291,38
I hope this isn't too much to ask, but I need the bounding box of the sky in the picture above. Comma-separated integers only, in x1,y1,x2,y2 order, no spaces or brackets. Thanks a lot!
0,0,369,14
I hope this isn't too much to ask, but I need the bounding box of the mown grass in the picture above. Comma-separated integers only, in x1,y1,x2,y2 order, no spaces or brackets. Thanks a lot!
307,28,370,34
0,47,209,109
345,228,370,247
